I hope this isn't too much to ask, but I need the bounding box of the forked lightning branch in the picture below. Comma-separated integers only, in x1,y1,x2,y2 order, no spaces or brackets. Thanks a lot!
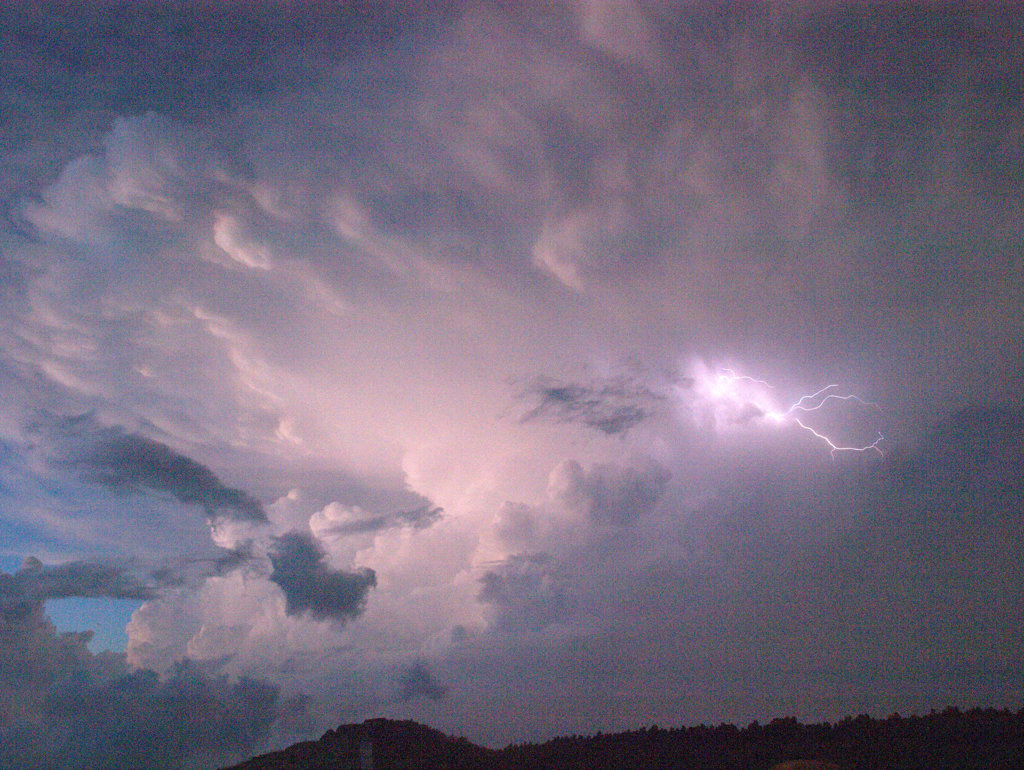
679,364,885,458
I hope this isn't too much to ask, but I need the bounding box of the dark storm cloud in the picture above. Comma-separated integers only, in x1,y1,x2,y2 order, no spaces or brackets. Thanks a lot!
0,2,418,193
669,404,1024,700
517,376,662,435
794,6,1023,196
551,458,671,526
268,532,376,622
38,413,267,523
0,602,281,770
917,405,1024,485
0,0,1022,752
45,664,280,770
398,660,447,702
0,550,255,625
0,557,155,620
449,403,1024,744
83,432,267,522
478,553,570,633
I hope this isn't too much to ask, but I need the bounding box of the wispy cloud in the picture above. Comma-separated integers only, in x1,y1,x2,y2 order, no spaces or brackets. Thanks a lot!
517,376,662,435
36,413,267,523
312,503,443,537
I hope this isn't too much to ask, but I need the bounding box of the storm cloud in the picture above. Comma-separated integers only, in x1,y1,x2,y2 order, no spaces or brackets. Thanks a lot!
268,532,377,622
0,1,1021,764
0,557,154,620
0,602,282,770
37,414,267,523
549,458,671,526
313,504,444,537
478,553,572,634
518,376,662,435
399,659,448,702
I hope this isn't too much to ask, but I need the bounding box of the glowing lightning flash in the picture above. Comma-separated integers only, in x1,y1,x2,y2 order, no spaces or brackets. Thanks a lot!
680,365,885,458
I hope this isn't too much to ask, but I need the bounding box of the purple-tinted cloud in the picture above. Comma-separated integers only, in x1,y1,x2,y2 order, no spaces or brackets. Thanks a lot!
0,600,281,770
268,532,376,622
517,376,662,435
0,557,155,620
399,659,448,702
0,2,1021,764
36,413,267,523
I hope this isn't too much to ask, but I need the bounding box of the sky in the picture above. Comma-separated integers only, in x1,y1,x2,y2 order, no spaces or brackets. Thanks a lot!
0,2,1022,768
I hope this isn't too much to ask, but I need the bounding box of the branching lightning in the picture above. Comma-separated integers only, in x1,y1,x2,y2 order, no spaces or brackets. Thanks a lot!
783,384,885,457
720,368,772,389
788,385,878,414
789,417,885,457
679,364,885,458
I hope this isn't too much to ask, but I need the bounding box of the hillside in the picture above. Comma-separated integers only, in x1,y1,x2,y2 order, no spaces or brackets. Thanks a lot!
223,707,1024,769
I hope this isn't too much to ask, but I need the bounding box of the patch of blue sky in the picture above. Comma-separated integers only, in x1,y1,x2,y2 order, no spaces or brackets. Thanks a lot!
45,597,143,653
0,553,23,575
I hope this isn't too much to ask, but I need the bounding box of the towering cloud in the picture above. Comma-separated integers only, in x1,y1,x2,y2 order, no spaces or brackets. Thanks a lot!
548,458,671,526
0,2,1021,765
0,602,281,770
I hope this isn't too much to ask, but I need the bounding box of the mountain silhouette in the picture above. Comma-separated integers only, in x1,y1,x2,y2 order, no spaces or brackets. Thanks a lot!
222,707,1024,769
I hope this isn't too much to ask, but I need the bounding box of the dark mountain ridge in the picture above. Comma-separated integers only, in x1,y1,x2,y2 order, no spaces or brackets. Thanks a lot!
223,706,1024,769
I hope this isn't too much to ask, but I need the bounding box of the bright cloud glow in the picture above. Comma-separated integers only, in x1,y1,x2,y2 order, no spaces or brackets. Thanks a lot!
677,362,886,457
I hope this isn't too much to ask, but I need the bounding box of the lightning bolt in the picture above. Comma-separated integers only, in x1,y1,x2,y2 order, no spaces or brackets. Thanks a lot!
720,368,772,389
789,418,885,457
788,384,878,413
784,384,885,457
680,365,885,458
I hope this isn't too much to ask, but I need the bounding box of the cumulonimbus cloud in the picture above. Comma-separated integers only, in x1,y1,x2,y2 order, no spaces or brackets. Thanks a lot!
0,0,1021,759
0,600,282,770
548,457,672,526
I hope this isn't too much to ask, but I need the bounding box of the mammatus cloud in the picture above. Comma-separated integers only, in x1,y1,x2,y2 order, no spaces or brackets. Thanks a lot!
36,413,267,523
268,532,377,622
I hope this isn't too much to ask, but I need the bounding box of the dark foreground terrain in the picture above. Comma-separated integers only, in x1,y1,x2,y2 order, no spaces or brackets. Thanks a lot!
223,706,1024,769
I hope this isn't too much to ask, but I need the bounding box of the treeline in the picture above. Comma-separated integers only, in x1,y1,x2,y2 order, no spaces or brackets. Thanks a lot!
499,707,1024,769
225,706,1024,769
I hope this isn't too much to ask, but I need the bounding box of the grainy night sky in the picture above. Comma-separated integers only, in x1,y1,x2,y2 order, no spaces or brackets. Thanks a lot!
1,3,1022,768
